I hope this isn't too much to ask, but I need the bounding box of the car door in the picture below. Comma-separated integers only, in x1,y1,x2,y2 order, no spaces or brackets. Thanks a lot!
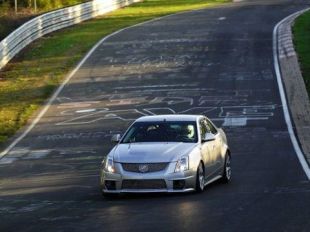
199,119,217,180
206,118,223,175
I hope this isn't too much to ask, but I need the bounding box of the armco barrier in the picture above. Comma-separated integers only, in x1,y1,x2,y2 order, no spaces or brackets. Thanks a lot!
0,0,141,70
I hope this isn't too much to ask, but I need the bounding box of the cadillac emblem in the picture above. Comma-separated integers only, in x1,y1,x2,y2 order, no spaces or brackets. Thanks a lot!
138,164,149,173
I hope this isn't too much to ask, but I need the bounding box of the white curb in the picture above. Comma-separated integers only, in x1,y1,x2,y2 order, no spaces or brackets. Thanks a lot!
273,8,310,180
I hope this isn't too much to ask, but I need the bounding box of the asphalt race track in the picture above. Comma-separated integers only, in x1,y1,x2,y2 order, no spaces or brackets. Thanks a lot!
1,0,310,231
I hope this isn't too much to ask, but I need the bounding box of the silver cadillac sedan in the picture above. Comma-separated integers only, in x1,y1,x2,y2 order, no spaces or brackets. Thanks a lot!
100,114,231,195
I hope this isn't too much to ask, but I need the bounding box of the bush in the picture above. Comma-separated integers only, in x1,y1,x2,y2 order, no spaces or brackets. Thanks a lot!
1,0,88,11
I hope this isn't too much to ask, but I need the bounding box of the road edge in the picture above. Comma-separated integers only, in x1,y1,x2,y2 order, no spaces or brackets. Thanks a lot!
273,8,310,179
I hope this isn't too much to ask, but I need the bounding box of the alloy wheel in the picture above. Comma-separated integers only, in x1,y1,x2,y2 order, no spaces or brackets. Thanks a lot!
225,155,231,181
198,164,205,191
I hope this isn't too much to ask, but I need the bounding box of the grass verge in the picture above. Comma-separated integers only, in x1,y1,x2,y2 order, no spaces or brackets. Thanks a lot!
0,0,230,145
293,10,310,97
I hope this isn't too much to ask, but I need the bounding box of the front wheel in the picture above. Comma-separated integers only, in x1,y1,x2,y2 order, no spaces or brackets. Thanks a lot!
195,162,205,192
221,153,231,183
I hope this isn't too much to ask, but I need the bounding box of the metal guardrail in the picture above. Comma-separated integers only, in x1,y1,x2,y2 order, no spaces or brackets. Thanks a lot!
0,0,140,70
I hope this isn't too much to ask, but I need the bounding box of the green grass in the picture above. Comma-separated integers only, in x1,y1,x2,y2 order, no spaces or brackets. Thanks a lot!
0,0,230,145
293,10,310,97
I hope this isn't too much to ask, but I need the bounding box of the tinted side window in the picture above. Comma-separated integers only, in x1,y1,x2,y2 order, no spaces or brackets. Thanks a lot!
199,119,209,138
206,119,217,134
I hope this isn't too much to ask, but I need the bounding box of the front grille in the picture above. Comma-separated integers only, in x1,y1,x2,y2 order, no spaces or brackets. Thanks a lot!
122,163,168,173
122,179,167,190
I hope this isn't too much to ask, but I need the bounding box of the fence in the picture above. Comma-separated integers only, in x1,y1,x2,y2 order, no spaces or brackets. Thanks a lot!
0,0,140,70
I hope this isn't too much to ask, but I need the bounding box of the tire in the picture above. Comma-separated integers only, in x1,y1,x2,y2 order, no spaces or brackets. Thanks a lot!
195,162,205,192
221,153,231,183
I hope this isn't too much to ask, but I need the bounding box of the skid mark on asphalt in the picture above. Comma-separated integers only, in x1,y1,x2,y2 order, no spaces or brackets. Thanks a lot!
0,147,100,165
40,216,81,222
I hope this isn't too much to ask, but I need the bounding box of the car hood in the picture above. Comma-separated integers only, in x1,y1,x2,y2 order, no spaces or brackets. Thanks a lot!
112,142,198,163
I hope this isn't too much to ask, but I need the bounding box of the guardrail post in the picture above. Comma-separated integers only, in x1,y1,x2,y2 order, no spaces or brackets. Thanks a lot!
14,0,17,14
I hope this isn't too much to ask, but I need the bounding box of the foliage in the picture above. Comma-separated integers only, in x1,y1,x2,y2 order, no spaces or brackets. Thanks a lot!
0,0,88,40
1,0,87,10
293,10,310,97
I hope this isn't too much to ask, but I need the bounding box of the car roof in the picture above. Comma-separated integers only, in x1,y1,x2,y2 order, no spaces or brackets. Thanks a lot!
135,114,203,122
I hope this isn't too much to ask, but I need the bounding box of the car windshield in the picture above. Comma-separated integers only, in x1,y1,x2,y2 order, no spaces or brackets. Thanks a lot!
121,121,198,143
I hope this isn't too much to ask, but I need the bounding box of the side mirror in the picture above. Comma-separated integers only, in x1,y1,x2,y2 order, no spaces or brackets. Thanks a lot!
111,134,121,143
202,133,215,143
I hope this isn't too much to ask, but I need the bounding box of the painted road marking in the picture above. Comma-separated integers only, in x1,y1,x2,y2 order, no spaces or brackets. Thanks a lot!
223,117,247,127
0,158,18,165
114,84,198,89
76,109,96,113
55,105,276,126
7,147,30,157
22,150,51,160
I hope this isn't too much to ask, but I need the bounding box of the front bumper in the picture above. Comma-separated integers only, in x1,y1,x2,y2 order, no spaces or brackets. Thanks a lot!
100,162,197,193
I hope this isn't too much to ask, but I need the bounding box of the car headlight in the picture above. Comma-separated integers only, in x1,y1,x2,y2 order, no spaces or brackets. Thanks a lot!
175,156,189,172
104,157,115,173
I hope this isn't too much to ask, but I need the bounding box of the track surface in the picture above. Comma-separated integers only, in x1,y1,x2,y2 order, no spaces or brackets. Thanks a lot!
1,0,310,231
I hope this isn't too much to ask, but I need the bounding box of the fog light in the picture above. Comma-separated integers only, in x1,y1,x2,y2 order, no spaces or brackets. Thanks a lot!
173,180,185,190
105,180,116,190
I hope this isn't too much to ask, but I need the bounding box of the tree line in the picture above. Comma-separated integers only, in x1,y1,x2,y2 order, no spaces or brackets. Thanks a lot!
0,0,88,12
